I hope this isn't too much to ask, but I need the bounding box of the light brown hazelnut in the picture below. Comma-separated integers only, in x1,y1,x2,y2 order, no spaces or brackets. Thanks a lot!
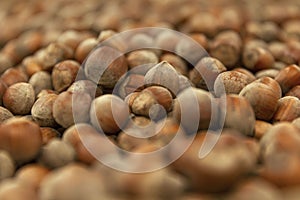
0,53,13,75
22,57,43,77
90,94,129,135
37,89,57,99
214,71,251,96
29,71,52,96
161,53,188,76
53,91,91,128
3,82,35,115
0,118,42,165
31,94,58,127
75,38,98,63
0,179,38,200
0,106,13,123
52,60,80,92
255,69,279,79
16,164,49,191
0,150,15,180
127,50,158,69
254,120,272,139
239,77,282,121
84,46,128,89
189,57,226,90
39,139,75,169
232,68,256,83
144,61,180,96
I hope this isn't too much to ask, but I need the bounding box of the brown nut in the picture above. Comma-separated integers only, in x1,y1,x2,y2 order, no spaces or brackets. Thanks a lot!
22,57,43,77
0,80,7,106
0,68,28,87
210,30,242,68
75,38,98,63
272,96,300,122
0,118,42,165
246,21,280,42
239,77,282,121
84,46,128,89
0,53,13,75
67,80,103,98
40,127,60,145
0,106,13,123
255,69,279,79
243,45,275,72
90,94,129,135
3,82,35,115
130,86,173,120
0,150,15,180
214,71,251,96
275,64,300,94
189,57,226,90
39,164,108,200
127,50,158,69
16,164,49,191
160,53,188,76
39,139,75,169
52,60,80,93
53,91,91,128
116,73,145,99
286,85,300,99
31,94,58,127
0,179,38,200
144,61,180,96
223,95,256,136
232,68,256,83
29,71,52,96
254,120,273,139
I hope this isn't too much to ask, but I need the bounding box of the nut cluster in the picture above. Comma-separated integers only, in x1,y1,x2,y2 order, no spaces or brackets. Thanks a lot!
0,0,299,199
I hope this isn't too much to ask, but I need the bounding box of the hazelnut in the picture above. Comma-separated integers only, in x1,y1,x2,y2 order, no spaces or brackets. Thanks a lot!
189,57,226,91
161,53,188,76
29,71,52,96
52,60,80,92
286,85,300,99
255,69,279,79
90,94,129,135
84,46,128,89
0,68,28,87
232,68,256,83
0,118,42,165
214,71,251,96
0,150,15,180
39,139,75,169
116,73,145,99
144,61,180,96
40,127,60,145
16,164,49,191
39,164,108,200
37,89,57,99
254,120,272,139
0,53,13,75
0,106,13,123
210,30,242,68
239,77,282,121
3,82,35,115
127,50,158,69
275,64,300,94
31,94,58,127
154,31,180,52
223,95,256,136
246,21,280,42
272,96,300,122
67,80,103,98
75,38,98,63
0,80,7,105
130,86,173,120
22,57,43,77
0,179,38,200
53,91,91,128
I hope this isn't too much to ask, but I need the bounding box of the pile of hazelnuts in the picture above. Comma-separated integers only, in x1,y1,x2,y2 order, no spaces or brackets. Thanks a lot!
0,0,300,199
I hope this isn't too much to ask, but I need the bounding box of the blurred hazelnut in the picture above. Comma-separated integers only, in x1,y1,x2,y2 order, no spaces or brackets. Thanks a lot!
0,151,15,180
161,53,188,76
75,38,98,63
84,46,128,89
254,120,272,139
90,94,129,135
127,50,158,69
0,118,42,165
53,91,91,128
286,85,300,99
40,127,60,145
0,106,13,123
0,68,28,87
275,64,300,94
0,179,38,200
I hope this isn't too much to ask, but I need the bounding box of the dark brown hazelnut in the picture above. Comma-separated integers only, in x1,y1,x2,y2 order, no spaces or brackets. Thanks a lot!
275,64,300,94
272,96,300,122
